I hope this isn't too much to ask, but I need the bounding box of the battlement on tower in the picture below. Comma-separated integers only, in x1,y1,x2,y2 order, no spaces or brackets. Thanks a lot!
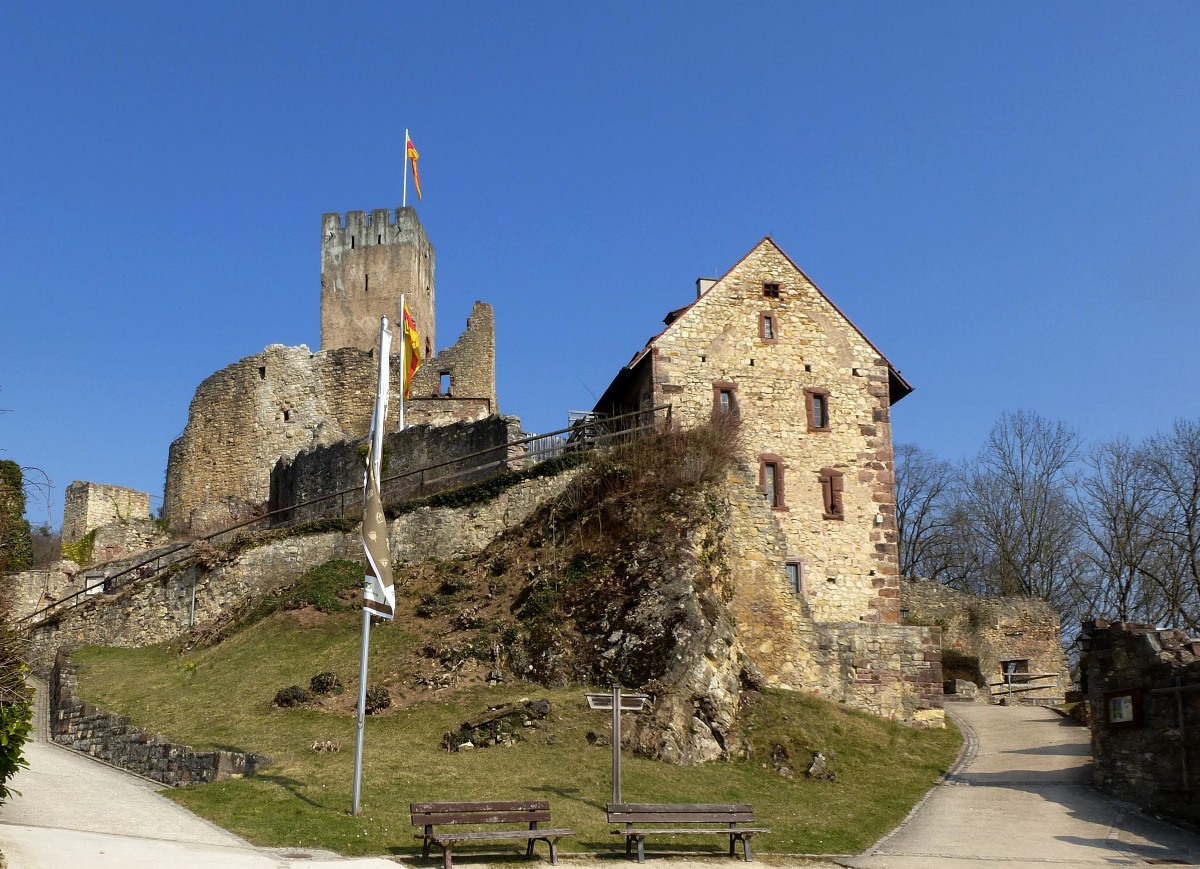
320,205,435,354
321,207,428,255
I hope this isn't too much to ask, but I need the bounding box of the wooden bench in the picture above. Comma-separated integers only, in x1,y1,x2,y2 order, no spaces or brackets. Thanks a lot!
608,803,769,863
411,800,573,869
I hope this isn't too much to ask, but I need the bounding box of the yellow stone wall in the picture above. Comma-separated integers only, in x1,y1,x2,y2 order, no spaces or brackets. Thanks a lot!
644,240,901,624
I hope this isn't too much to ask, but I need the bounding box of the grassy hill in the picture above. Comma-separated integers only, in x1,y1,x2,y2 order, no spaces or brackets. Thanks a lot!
69,426,961,858
74,603,960,858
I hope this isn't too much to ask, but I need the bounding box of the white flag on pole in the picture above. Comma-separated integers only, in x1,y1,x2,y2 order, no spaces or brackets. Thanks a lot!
362,320,395,620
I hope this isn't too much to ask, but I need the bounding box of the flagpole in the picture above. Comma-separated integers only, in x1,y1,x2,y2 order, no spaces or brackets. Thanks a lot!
352,316,392,817
402,128,409,208
399,294,406,431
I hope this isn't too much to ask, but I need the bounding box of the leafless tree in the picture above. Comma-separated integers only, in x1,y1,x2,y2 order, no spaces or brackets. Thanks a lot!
1141,420,1200,632
894,443,957,580
956,410,1083,606
1075,438,1165,623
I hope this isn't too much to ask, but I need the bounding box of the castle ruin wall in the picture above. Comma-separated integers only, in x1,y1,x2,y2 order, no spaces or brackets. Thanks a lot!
903,578,1068,704
269,414,523,521
62,482,151,545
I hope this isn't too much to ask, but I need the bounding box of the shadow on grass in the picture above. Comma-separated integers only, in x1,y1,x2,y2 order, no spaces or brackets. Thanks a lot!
254,773,330,809
529,784,604,812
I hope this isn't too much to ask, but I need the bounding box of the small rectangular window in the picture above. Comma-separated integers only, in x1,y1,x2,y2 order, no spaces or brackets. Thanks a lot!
806,388,831,432
759,312,776,341
820,468,844,519
785,562,803,595
759,454,786,510
763,282,781,299
439,372,451,395
712,382,738,417
812,393,827,427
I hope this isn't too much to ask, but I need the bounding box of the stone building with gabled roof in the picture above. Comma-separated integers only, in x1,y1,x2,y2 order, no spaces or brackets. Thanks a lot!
595,238,942,725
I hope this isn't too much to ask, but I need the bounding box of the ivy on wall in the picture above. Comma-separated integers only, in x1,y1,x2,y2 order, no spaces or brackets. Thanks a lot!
0,460,33,574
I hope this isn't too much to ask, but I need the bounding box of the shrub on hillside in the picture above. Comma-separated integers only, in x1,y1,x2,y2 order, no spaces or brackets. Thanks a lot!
310,672,342,695
273,685,311,708
364,685,391,715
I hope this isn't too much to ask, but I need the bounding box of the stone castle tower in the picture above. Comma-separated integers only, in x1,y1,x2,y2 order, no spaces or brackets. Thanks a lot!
320,207,436,357
164,205,498,534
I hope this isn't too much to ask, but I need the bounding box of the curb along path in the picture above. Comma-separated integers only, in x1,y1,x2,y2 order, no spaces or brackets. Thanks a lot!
841,703,1200,868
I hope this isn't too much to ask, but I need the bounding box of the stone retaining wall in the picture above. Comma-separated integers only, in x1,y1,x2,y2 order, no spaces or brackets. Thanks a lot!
50,651,267,787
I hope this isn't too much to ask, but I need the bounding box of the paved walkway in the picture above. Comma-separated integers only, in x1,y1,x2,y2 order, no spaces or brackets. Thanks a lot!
0,681,397,868
841,703,1200,868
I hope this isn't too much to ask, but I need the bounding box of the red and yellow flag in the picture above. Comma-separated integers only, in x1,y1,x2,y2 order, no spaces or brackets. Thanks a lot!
402,304,422,399
406,134,422,201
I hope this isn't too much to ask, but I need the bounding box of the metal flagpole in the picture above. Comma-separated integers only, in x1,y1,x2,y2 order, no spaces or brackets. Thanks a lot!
402,128,409,208
352,317,391,816
399,294,406,431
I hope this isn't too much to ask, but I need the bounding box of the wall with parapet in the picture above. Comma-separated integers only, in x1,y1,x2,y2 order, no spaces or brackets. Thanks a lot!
269,415,523,521
50,651,267,786
163,344,381,534
1082,620,1200,822
903,578,1068,704
7,562,80,620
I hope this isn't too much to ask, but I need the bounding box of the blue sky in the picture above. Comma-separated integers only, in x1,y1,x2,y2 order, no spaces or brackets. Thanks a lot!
2,3,1198,528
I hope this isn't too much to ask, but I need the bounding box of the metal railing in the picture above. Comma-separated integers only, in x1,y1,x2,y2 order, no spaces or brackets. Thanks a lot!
20,404,671,630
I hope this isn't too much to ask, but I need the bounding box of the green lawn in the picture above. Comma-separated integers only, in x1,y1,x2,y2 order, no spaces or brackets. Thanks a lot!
73,610,961,858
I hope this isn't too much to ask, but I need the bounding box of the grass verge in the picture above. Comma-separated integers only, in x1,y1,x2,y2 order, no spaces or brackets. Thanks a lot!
73,608,960,859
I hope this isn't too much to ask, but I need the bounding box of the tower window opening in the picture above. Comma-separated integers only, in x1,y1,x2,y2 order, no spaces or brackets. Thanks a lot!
439,372,451,395
257,366,266,380
365,273,369,294
350,236,355,249
377,234,381,244
283,409,291,422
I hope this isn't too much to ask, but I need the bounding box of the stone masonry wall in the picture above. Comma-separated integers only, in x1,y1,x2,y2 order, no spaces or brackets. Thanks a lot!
320,207,436,355
637,240,902,626
1082,620,1200,822
269,415,523,520
63,482,151,545
163,344,381,534
723,464,943,726
29,471,580,673
904,578,1068,704
7,562,80,620
50,651,266,786
92,518,171,565
409,301,497,415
